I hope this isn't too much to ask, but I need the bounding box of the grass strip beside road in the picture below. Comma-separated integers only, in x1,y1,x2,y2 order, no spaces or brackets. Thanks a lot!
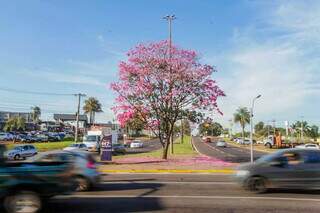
113,135,196,159
98,168,235,174
6,141,73,152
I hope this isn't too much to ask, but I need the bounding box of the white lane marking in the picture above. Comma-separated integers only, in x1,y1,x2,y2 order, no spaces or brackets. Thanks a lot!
203,142,235,157
101,181,236,185
55,195,320,202
102,173,232,175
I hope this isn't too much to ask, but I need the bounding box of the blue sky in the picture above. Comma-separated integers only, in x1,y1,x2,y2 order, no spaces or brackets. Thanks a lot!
0,0,319,130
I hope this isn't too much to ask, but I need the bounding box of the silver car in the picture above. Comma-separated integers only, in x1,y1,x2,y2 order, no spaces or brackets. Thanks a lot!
6,145,38,160
30,150,100,191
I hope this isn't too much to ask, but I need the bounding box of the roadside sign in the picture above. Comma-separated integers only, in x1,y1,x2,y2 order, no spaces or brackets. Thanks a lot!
100,135,112,161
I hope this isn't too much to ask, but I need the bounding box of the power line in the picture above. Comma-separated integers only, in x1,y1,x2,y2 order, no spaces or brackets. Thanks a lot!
0,87,76,96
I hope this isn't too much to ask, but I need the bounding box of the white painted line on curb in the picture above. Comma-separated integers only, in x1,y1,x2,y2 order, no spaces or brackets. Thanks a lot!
101,181,236,185
55,195,320,202
102,172,232,175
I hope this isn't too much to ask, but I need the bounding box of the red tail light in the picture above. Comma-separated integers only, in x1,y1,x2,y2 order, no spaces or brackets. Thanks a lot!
86,161,96,169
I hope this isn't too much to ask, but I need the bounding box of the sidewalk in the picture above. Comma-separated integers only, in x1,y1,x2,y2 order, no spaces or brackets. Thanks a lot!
98,155,237,174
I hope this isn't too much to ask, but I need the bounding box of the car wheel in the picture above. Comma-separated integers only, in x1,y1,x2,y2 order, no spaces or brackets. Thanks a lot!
14,154,20,160
265,143,272,149
246,177,267,193
4,191,41,213
74,176,91,192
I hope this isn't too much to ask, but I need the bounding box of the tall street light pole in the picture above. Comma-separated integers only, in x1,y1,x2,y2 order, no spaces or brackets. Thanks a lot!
163,14,176,154
74,93,86,142
250,94,261,163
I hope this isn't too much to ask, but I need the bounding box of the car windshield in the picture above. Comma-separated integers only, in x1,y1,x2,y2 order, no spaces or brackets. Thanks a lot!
83,135,98,142
255,152,281,163
14,147,22,150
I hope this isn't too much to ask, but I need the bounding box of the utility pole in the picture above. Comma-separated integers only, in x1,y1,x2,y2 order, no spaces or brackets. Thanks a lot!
301,116,304,142
74,93,86,142
164,14,176,154
250,95,261,163
229,119,233,138
272,119,276,135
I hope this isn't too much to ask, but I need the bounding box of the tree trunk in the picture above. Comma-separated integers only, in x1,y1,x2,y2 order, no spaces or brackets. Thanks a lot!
162,138,170,159
242,126,245,140
170,132,174,154
92,112,95,125
181,120,184,144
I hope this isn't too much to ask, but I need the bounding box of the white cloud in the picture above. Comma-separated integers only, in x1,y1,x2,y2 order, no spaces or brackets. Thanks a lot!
208,1,320,128
23,69,105,86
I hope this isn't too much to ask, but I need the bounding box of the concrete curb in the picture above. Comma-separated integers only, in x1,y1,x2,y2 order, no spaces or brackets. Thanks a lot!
98,169,235,174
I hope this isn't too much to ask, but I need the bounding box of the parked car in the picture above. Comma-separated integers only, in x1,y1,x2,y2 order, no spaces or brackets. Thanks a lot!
216,140,227,147
130,140,144,148
5,145,38,160
0,144,76,213
36,134,49,142
112,143,126,155
21,134,41,143
63,143,88,151
13,133,27,142
124,139,133,147
30,150,100,191
235,148,320,193
295,143,319,149
0,132,14,141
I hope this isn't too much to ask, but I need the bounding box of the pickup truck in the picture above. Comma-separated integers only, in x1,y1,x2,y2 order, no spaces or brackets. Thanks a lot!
0,145,76,213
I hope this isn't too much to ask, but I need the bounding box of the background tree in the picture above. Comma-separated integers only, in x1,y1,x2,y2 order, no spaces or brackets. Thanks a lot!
234,107,250,140
31,106,41,124
111,41,225,159
125,112,146,137
254,121,265,136
291,121,311,138
4,117,26,132
308,125,319,141
199,121,223,136
83,97,103,124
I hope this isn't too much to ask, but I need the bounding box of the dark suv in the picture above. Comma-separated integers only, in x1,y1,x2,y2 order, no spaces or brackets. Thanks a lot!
235,148,320,193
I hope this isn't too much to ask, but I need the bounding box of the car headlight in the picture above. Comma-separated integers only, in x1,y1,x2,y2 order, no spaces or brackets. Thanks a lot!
236,170,250,177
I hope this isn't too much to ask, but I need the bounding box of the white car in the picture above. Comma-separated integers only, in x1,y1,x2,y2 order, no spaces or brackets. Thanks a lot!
130,140,144,148
216,141,227,147
63,143,88,151
296,143,319,149
6,145,38,160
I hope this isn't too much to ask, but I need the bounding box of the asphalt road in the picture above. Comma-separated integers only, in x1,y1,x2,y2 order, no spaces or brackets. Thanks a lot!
193,137,267,163
125,138,162,155
43,174,320,213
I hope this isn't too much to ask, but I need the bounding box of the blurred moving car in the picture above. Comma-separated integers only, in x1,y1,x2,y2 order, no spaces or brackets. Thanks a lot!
203,137,211,143
0,144,76,213
112,143,126,155
216,140,227,147
30,151,100,191
295,143,319,149
130,140,144,148
63,143,88,151
6,145,37,160
235,148,320,193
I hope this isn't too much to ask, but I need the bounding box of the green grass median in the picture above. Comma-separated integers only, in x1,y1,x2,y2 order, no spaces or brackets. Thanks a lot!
6,141,74,152
113,135,196,159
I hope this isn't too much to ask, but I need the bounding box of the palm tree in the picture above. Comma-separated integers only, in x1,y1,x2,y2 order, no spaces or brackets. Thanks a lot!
31,106,41,124
83,97,103,124
4,117,26,132
234,107,250,140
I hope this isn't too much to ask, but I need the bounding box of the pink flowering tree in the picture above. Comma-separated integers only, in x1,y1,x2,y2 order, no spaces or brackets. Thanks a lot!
111,40,225,159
